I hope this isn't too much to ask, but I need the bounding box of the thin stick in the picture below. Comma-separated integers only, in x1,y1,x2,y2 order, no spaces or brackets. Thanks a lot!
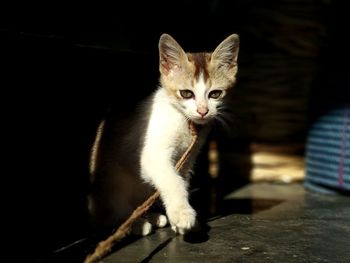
84,122,198,263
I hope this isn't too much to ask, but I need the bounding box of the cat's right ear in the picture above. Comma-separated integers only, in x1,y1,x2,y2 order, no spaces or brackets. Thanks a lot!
211,34,239,72
159,34,187,76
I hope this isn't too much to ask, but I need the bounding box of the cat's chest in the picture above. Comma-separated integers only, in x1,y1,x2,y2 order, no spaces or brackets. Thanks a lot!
171,123,209,164
152,114,193,152
144,89,209,162
145,105,196,158
173,124,193,152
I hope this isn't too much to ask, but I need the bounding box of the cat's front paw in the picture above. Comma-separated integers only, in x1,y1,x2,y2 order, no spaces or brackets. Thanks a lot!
167,205,196,235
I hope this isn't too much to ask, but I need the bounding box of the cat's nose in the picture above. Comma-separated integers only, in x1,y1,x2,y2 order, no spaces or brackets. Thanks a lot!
197,107,209,117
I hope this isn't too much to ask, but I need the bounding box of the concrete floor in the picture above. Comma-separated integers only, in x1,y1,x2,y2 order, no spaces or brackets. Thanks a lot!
96,183,350,263
37,182,349,262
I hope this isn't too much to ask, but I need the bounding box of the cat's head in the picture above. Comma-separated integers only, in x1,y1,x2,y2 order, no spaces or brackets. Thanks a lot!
159,33,239,125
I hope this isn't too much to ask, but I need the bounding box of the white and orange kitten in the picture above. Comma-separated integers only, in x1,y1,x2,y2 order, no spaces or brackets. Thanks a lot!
88,33,239,235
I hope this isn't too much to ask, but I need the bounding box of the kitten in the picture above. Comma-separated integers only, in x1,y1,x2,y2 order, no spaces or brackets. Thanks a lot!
88,33,239,235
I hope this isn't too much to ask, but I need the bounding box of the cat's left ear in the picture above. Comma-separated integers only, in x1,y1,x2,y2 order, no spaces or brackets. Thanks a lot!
211,34,239,74
159,34,187,76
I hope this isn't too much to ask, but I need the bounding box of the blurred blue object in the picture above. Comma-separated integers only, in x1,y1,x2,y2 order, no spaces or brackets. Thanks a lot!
305,105,350,194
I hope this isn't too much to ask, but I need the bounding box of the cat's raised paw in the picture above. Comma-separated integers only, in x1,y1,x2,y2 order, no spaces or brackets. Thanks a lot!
168,206,196,235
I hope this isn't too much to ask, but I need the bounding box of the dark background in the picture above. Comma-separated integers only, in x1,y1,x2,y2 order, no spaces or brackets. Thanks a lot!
2,1,348,262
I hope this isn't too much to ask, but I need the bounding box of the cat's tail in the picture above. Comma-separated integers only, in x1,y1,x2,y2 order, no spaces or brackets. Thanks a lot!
89,119,106,182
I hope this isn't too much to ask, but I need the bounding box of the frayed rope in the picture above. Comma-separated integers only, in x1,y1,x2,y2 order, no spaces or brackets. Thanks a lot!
84,122,198,263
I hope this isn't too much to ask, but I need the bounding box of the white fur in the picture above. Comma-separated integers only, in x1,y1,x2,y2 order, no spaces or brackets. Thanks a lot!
132,218,153,236
89,33,238,236
157,214,168,228
181,74,223,125
141,88,208,234
184,74,208,120
141,34,239,234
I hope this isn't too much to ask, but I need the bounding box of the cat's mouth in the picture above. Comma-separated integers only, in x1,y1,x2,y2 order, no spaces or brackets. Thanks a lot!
191,116,212,125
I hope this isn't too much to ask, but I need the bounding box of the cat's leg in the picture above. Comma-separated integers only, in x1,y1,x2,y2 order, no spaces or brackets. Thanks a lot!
132,213,168,236
163,177,197,235
131,217,152,236
141,157,196,235
132,218,153,236
145,213,168,228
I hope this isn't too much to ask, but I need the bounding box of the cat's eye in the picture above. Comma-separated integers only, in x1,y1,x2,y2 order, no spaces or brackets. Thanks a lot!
180,90,194,99
209,90,223,99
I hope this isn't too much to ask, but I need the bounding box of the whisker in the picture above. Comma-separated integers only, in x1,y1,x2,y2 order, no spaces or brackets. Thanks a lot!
214,114,233,136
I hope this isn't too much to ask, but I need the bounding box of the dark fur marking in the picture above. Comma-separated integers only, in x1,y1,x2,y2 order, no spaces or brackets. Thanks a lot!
188,53,210,81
